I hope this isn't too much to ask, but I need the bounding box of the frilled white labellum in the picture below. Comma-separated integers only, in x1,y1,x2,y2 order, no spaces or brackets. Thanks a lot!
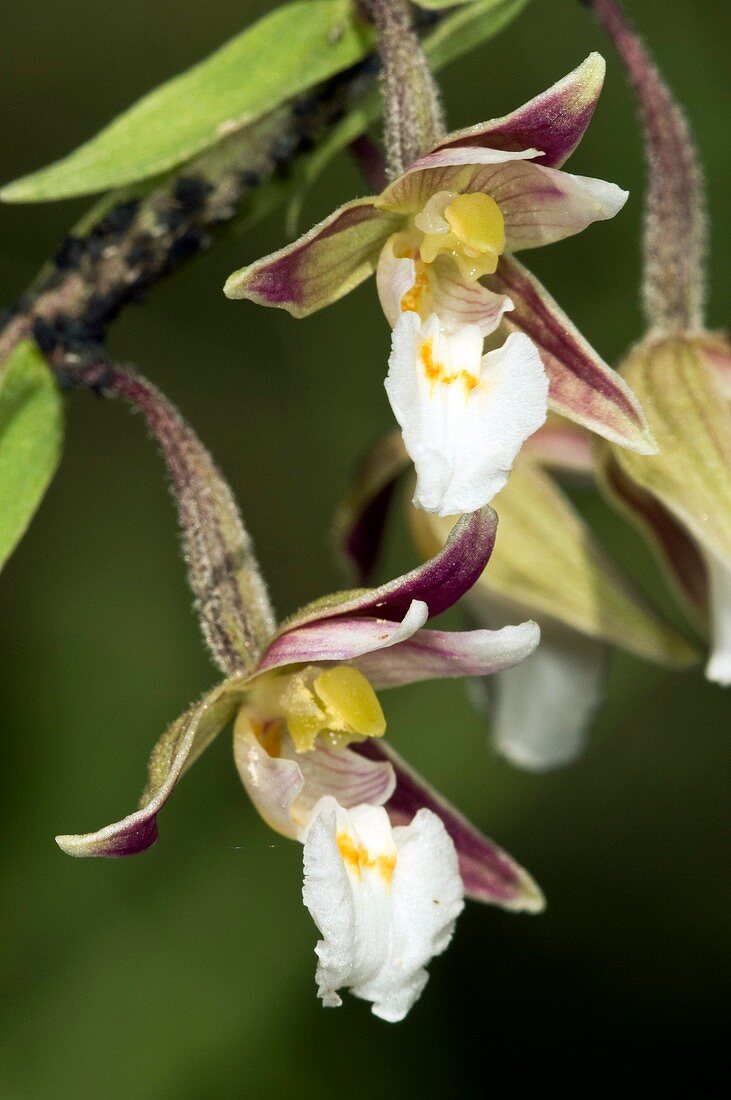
302,796,464,1022
386,311,548,515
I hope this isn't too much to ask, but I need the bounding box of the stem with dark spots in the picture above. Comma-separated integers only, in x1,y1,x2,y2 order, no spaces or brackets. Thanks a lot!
0,58,380,367
587,0,707,334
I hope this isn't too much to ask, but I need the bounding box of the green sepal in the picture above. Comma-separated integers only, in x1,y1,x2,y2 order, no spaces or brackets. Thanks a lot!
613,336,731,568
56,677,248,857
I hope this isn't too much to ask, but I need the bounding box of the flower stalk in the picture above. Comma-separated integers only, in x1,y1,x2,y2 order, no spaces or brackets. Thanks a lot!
56,354,275,676
588,0,707,334
360,0,446,176
586,0,731,684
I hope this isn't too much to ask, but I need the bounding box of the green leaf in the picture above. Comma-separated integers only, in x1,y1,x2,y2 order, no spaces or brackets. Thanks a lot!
0,341,63,571
1,0,372,203
286,0,531,232
425,0,530,69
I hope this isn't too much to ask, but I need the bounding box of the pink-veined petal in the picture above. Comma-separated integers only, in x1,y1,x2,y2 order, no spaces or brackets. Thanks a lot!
429,257,513,334
256,600,429,674
233,714,395,840
351,620,540,689
494,163,627,252
376,238,512,335
377,149,626,253
377,147,540,215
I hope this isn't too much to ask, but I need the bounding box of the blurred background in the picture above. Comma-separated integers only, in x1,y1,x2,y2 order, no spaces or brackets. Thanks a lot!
0,0,728,1094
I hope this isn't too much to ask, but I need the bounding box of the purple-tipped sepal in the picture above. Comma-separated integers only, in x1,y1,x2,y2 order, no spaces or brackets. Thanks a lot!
356,740,544,912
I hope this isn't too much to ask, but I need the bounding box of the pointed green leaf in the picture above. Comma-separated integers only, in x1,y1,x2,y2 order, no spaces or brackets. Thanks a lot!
1,1,372,202
0,341,63,571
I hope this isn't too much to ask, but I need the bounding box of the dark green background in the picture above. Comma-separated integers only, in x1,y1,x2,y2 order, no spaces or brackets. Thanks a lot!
1,1,728,1094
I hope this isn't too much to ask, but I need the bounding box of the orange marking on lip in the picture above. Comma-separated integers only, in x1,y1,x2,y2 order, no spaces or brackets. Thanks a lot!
400,261,429,314
252,719,283,758
419,338,478,393
337,832,396,884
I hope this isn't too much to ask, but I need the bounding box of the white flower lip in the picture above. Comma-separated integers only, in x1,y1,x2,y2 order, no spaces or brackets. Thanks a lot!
385,310,548,516
302,796,464,1022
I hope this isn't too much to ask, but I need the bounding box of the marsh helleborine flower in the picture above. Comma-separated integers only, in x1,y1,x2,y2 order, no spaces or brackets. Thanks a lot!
226,55,655,517
57,504,543,1021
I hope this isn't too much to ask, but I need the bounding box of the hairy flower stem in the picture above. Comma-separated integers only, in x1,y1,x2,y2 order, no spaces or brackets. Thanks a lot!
588,0,707,334
360,0,446,176
57,353,275,677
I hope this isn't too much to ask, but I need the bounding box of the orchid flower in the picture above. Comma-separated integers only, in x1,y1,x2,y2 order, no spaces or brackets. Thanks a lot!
226,54,655,517
56,410,543,1023
333,421,697,771
585,0,731,687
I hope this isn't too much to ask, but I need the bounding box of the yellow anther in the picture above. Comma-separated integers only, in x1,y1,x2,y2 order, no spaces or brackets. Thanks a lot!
249,664,386,753
444,192,505,258
314,666,386,739
278,671,328,752
414,191,505,280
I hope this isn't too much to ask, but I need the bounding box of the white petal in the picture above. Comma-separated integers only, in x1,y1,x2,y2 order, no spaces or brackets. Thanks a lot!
429,258,513,337
377,239,512,335
386,315,548,516
376,236,418,327
233,715,394,839
471,624,606,771
302,797,464,1022
704,551,731,686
